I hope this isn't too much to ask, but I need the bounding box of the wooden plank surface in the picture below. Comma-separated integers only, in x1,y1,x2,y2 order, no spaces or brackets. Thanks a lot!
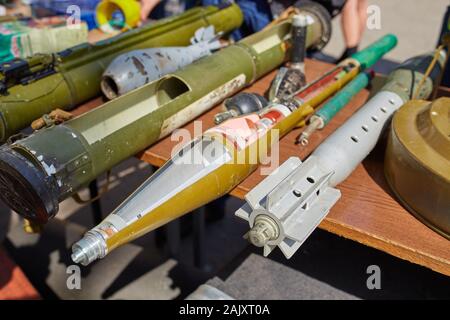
136,59,450,277
69,58,450,277
0,247,40,300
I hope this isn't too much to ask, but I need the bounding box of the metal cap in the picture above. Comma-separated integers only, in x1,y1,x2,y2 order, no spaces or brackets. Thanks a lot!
0,147,58,223
248,215,279,247
292,14,309,28
294,0,332,51
224,92,268,115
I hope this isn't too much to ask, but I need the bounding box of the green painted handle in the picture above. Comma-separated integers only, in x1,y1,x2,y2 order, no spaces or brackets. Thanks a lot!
316,71,372,124
351,34,398,69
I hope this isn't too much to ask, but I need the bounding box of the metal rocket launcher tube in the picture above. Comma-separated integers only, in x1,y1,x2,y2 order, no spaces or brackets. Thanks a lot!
70,35,396,266
0,4,243,142
235,49,447,259
0,10,331,225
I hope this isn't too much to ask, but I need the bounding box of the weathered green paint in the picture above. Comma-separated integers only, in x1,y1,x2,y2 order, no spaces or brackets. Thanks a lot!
316,71,371,125
350,34,397,69
0,4,243,142
2,7,330,222
380,51,446,102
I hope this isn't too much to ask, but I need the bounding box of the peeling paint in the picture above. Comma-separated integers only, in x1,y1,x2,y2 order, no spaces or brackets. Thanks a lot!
132,56,148,76
159,74,246,138
41,161,56,175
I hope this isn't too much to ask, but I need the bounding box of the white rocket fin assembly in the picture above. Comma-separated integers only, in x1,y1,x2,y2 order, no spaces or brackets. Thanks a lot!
236,156,341,259
236,90,405,259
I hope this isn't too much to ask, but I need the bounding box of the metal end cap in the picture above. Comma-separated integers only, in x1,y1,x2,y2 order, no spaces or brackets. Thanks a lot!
292,14,309,27
248,215,280,247
0,147,58,223
224,93,268,115
294,0,332,51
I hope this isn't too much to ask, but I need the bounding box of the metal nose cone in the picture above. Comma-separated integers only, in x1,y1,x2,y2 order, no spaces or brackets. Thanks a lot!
71,248,87,265
0,147,58,223
71,231,107,266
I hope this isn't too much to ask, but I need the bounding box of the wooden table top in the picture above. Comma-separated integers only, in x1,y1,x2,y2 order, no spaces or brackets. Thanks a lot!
70,58,450,277
137,59,450,277
0,246,40,300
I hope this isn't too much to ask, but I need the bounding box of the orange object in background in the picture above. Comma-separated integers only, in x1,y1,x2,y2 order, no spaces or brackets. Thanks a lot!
0,247,40,300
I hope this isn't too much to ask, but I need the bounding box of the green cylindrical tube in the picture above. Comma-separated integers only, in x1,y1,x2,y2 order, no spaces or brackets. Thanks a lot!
296,34,398,146
0,4,243,142
350,34,397,69
380,51,446,102
0,4,332,224
316,71,372,125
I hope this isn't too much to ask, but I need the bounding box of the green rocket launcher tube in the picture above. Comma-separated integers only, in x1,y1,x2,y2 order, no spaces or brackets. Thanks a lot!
0,4,243,143
350,34,397,69
294,34,397,145
317,71,373,123
0,4,332,224
298,70,373,145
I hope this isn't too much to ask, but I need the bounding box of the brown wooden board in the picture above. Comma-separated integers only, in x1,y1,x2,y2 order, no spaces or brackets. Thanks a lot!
71,58,450,277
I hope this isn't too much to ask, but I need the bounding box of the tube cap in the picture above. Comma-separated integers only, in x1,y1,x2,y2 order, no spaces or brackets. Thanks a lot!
0,148,58,223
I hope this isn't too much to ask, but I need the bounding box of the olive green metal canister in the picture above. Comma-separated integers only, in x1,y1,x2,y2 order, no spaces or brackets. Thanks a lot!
0,4,243,143
385,97,450,239
0,4,332,224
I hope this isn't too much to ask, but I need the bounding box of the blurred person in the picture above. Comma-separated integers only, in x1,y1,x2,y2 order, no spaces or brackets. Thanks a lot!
140,0,196,21
140,0,161,21
202,0,273,40
338,0,368,60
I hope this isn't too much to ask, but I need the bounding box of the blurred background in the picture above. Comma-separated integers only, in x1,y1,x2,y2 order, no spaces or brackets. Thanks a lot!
323,0,448,63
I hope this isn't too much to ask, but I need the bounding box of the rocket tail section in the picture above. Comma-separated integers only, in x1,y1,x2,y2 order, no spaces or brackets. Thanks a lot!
236,156,341,259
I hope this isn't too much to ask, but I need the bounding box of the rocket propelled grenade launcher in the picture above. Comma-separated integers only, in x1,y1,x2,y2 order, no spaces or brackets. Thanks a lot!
0,4,243,143
71,34,396,266
235,49,447,259
0,4,333,225
101,26,223,99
